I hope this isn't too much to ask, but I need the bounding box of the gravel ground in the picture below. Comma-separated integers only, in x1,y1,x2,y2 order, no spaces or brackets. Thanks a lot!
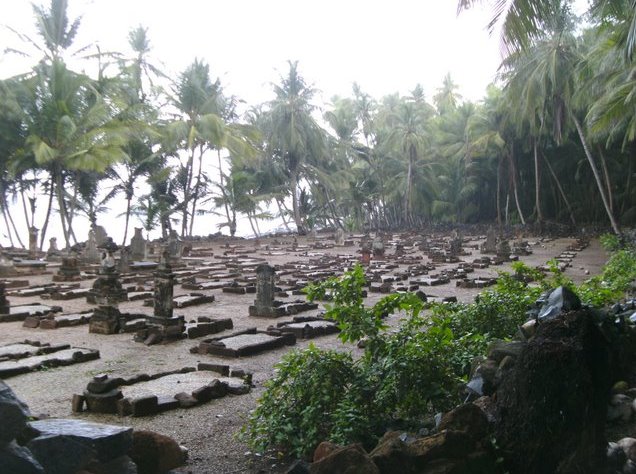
0,233,608,473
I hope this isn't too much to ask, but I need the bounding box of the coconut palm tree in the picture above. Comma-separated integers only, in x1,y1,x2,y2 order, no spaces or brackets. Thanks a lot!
260,61,326,234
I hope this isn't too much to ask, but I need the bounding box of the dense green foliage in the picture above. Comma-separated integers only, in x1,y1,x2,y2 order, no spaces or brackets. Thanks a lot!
243,248,636,458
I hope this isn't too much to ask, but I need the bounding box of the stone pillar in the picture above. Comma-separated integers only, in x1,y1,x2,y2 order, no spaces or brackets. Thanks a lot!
84,230,100,264
153,251,174,319
129,228,146,261
334,228,345,246
372,237,384,257
481,226,497,254
249,264,285,317
139,250,185,343
46,237,60,259
167,230,182,262
118,247,131,274
88,240,126,335
0,281,10,314
93,225,108,246
28,227,38,259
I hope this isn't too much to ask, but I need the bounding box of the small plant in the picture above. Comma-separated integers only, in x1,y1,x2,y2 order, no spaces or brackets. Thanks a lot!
600,233,622,252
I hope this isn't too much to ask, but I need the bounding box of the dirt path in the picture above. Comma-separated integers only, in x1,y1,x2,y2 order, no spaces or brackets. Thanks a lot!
0,233,609,473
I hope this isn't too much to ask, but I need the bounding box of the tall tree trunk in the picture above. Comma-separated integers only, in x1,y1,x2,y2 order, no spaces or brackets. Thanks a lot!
542,153,576,226
290,171,305,235
620,144,634,217
404,149,414,223
508,147,526,225
217,150,234,233
189,144,205,237
276,198,292,233
533,138,543,230
572,114,620,234
598,146,613,213
247,212,259,238
182,145,197,236
55,172,70,248
122,189,132,246
0,203,16,247
496,156,502,229
39,176,55,250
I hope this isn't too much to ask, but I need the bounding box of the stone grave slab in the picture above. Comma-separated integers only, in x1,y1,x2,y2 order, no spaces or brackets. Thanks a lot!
186,317,233,339
0,341,70,360
0,345,100,378
195,328,296,357
24,310,94,329
182,279,234,291
77,365,251,416
49,288,90,300
1,303,63,322
173,293,215,308
270,317,339,339
2,279,30,289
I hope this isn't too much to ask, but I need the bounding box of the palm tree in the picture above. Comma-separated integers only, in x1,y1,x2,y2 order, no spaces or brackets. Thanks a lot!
387,99,433,225
260,61,325,234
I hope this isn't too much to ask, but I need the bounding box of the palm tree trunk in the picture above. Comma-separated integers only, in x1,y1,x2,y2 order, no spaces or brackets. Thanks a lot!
247,212,259,238
404,150,414,223
533,138,543,230
496,156,502,228
620,143,634,217
217,150,234,232
20,188,32,229
39,176,55,250
276,198,292,232
122,191,132,246
1,203,15,247
508,147,526,225
542,153,575,226
290,171,305,235
572,115,620,234
189,145,205,237
598,146,613,213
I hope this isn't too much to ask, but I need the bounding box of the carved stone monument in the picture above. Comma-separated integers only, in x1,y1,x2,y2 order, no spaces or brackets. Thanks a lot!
53,256,82,282
129,227,146,261
93,225,108,247
139,250,185,343
481,227,497,254
249,264,285,317
335,228,345,246
167,230,183,262
46,237,61,259
88,239,126,334
0,281,9,314
372,236,385,257
449,230,462,256
118,247,131,274
497,240,511,260
84,230,100,264
28,226,39,259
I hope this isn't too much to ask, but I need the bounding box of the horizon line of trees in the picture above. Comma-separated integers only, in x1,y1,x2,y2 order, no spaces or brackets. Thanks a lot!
1,0,635,250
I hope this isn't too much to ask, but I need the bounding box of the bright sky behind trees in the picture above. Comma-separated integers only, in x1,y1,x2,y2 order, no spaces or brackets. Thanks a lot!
1,0,505,106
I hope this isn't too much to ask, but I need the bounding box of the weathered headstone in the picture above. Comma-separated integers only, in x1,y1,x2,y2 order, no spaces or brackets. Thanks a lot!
0,254,16,277
372,237,384,257
249,264,285,317
129,228,146,261
118,247,131,274
88,240,126,334
138,250,185,343
496,240,511,259
52,257,81,282
334,228,345,246
28,227,39,259
449,230,462,256
93,225,108,247
46,238,60,259
83,231,100,264
0,281,10,315
166,230,182,262
481,227,497,254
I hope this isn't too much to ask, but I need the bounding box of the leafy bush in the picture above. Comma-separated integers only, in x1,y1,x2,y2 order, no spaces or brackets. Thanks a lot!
241,344,356,458
600,233,622,252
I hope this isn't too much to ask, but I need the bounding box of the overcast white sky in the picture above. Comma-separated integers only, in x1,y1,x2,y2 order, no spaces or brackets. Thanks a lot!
1,0,505,107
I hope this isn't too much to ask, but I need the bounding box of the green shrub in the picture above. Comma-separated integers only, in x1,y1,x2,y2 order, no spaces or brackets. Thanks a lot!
241,344,355,458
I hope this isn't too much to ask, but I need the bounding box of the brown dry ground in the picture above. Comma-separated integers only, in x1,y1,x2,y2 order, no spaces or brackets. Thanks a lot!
0,233,610,473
